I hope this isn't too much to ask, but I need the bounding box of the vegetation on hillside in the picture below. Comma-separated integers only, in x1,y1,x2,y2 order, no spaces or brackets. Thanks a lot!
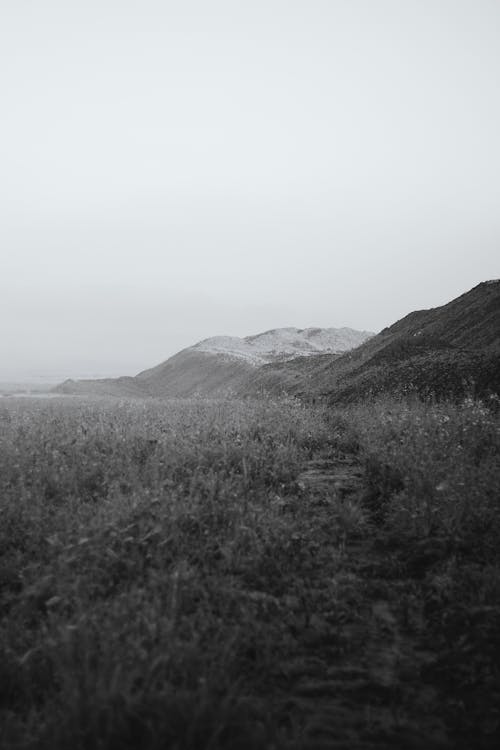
245,281,500,403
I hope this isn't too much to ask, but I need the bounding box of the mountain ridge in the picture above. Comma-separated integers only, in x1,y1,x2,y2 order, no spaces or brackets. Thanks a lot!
54,325,373,398
244,281,500,401
54,281,500,401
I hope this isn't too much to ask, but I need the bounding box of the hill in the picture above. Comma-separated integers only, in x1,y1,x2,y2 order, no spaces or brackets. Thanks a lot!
54,376,147,398
54,327,372,398
245,280,500,401
192,327,372,363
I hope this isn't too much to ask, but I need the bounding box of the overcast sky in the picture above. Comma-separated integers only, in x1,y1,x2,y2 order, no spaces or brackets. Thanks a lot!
1,0,499,380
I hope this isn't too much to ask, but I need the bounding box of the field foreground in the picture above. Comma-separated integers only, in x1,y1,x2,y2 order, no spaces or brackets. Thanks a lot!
0,395,499,749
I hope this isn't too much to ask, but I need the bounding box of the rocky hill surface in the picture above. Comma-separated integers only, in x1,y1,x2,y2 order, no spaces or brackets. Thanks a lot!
245,281,500,402
192,327,372,364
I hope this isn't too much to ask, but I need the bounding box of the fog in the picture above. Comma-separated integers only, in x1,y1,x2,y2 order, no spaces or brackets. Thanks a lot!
1,0,499,380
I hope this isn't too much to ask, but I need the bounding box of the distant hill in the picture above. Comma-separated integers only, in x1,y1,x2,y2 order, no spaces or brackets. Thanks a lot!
192,327,373,364
54,282,500,402
245,281,500,402
54,327,373,398
54,376,147,398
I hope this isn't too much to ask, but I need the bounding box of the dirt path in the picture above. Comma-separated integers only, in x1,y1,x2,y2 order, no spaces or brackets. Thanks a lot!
268,447,450,749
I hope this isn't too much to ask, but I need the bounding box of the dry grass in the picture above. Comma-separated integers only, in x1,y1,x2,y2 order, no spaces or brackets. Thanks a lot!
1,393,499,748
337,394,500,550
0,395,332,749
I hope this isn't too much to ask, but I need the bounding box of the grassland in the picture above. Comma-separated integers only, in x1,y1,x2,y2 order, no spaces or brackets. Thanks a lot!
0,394,499,749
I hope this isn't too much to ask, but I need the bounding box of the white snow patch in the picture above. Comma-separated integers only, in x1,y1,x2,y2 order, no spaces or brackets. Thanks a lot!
193,327,373,366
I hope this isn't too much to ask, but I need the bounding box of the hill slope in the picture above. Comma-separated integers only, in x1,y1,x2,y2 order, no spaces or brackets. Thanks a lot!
192,327,372,364
244,281,500,401
54,327,372,398
54,376,146,398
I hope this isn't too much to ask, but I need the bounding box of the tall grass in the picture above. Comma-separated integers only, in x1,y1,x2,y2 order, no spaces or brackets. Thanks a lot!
0,395,331,750
336,394,500,742
337,395,500,553
1,393,499,747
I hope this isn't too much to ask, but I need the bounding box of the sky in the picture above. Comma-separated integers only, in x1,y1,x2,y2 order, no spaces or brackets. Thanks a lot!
1,0,499,380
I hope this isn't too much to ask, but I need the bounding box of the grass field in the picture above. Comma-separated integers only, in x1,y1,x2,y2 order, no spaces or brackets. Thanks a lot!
1,394,499,749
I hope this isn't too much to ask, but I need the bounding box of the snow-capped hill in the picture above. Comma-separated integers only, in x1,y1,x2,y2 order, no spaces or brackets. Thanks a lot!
191,336,255,362
54,325,373,398
193,327,373,366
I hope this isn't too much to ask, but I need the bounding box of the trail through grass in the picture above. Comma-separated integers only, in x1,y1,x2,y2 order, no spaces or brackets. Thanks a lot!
0,395,499,749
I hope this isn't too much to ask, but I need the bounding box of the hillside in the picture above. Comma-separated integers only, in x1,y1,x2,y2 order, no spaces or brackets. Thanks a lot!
192,327,372,364
245,280,500,402
54,326,372,398
54,376,147,398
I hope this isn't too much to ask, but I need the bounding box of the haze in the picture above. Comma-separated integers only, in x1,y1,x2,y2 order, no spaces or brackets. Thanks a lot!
1,0,499,381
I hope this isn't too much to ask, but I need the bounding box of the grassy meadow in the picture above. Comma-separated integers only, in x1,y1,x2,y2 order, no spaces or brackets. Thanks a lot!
0,394,499,748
